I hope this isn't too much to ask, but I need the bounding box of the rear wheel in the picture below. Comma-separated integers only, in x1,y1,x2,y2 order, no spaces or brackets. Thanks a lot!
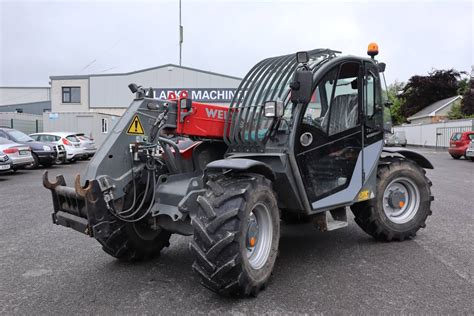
450,154,461,159
351,157,433,241
97,220,171,261
97,163,172,261
190,174,280,297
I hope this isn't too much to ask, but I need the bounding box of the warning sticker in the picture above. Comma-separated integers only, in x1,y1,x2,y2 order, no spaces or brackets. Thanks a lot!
127,115,145,135
358,189,370,201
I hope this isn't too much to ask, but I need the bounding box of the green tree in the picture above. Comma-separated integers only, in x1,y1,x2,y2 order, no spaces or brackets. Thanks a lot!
461,76,474,116
386,81,406,125
400,69,462,118
447,101,464,119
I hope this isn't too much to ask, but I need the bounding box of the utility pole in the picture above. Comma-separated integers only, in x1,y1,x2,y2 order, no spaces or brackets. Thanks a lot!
179,0,183,66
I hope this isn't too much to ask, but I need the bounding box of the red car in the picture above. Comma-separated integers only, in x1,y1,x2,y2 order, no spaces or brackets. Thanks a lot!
449,131,474,159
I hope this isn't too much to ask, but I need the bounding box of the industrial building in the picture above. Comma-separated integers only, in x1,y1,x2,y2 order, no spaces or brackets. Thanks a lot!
49,64,242,115
39,64,241,146
0,64,242,146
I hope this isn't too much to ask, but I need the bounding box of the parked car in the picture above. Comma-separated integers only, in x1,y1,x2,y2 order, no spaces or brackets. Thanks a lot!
29,132,87,162
384,131,407,147
465,140,474,162
74,133,97,159
0,137,34,171
0,153,12,174
0,127,65,167
448,131,474,159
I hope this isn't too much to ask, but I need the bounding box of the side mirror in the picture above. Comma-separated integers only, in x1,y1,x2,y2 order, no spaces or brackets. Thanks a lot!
264,100,284,118
290,69,313,104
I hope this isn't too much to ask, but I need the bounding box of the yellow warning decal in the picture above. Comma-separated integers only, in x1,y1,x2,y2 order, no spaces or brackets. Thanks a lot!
127,115,145,135
358,189,370,201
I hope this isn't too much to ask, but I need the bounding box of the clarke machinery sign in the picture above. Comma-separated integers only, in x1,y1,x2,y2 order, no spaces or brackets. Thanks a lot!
154,88,237,103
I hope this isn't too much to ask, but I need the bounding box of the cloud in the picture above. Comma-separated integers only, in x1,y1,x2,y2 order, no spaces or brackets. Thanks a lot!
0,0,472,86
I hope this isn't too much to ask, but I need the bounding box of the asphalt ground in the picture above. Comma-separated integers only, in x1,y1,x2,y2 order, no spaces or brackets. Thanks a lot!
1,149,473,314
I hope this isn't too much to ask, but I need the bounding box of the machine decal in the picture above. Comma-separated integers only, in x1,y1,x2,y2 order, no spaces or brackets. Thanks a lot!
126,115,145,135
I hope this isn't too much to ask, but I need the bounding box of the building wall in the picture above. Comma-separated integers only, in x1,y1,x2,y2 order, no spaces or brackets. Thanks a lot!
51,79,89,112
0,87,50,106
43,112,119,146
409,117,431,125
90,107,126,116
89,66,241,109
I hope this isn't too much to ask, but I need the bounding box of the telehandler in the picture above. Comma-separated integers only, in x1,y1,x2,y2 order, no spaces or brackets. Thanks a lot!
44,43,433,296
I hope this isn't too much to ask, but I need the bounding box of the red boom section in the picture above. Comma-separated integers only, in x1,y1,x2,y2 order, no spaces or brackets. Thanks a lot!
175,101,231,139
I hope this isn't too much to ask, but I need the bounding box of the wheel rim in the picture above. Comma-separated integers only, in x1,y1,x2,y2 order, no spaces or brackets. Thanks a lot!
383,177,420,224
246,202,273,270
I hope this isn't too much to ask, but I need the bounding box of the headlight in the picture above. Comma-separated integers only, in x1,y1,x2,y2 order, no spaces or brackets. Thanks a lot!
43,145,52,151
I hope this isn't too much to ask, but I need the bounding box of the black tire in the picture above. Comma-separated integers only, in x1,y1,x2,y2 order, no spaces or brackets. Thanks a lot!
29,153,40,169
450,154,461,159
42,161,53,167
470,157,474,162
54,156,65,165
190,174,280,297
351,157,433,241
97,220,172,261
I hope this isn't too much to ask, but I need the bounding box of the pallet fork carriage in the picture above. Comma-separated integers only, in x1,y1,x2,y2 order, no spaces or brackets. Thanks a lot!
44,43,433,296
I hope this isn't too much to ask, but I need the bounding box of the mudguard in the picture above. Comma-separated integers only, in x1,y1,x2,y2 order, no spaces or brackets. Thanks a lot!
206,158,276,181
382,147,434,169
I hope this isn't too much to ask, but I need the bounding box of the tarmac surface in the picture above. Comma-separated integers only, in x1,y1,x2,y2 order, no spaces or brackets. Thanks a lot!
1,148,473,314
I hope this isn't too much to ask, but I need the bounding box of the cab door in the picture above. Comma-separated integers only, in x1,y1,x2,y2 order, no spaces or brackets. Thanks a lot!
295,61,363,210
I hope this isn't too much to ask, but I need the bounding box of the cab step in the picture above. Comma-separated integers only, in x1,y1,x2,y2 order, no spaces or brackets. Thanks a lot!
312,207,348,232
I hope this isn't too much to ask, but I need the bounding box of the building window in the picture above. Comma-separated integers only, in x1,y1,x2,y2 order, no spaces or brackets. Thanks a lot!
101,118,108,133
62,87,81,103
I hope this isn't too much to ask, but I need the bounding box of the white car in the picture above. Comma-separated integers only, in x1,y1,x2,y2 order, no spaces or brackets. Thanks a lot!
0,137,35,171
465,140,474,162
30,132,87,162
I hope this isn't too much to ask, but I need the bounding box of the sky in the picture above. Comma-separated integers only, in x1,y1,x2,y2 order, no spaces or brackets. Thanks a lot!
0,0,472,87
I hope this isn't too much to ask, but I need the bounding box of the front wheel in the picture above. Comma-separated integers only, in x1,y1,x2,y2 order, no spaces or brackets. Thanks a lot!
351,157,433,241
190,174,280,297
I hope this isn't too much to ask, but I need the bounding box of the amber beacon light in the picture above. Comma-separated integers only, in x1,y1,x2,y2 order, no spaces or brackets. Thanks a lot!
367,42,379,58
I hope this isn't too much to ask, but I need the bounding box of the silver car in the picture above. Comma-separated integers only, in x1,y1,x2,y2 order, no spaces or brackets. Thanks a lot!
74,133,97,159
0,154,12,173
0,137,34,171
465,140,474,162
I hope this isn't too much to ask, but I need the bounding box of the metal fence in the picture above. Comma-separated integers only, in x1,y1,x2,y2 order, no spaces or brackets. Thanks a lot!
0,118,43,134
393,119,474,148
436,126,473,147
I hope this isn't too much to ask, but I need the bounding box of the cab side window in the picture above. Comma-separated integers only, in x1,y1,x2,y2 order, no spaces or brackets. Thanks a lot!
301,62,361,143
301,68,337,134
324,62,360,135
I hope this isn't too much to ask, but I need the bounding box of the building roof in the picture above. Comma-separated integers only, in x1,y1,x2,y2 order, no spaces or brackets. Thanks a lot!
50,63,242,81
0,101,51,115
407,95,462,121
